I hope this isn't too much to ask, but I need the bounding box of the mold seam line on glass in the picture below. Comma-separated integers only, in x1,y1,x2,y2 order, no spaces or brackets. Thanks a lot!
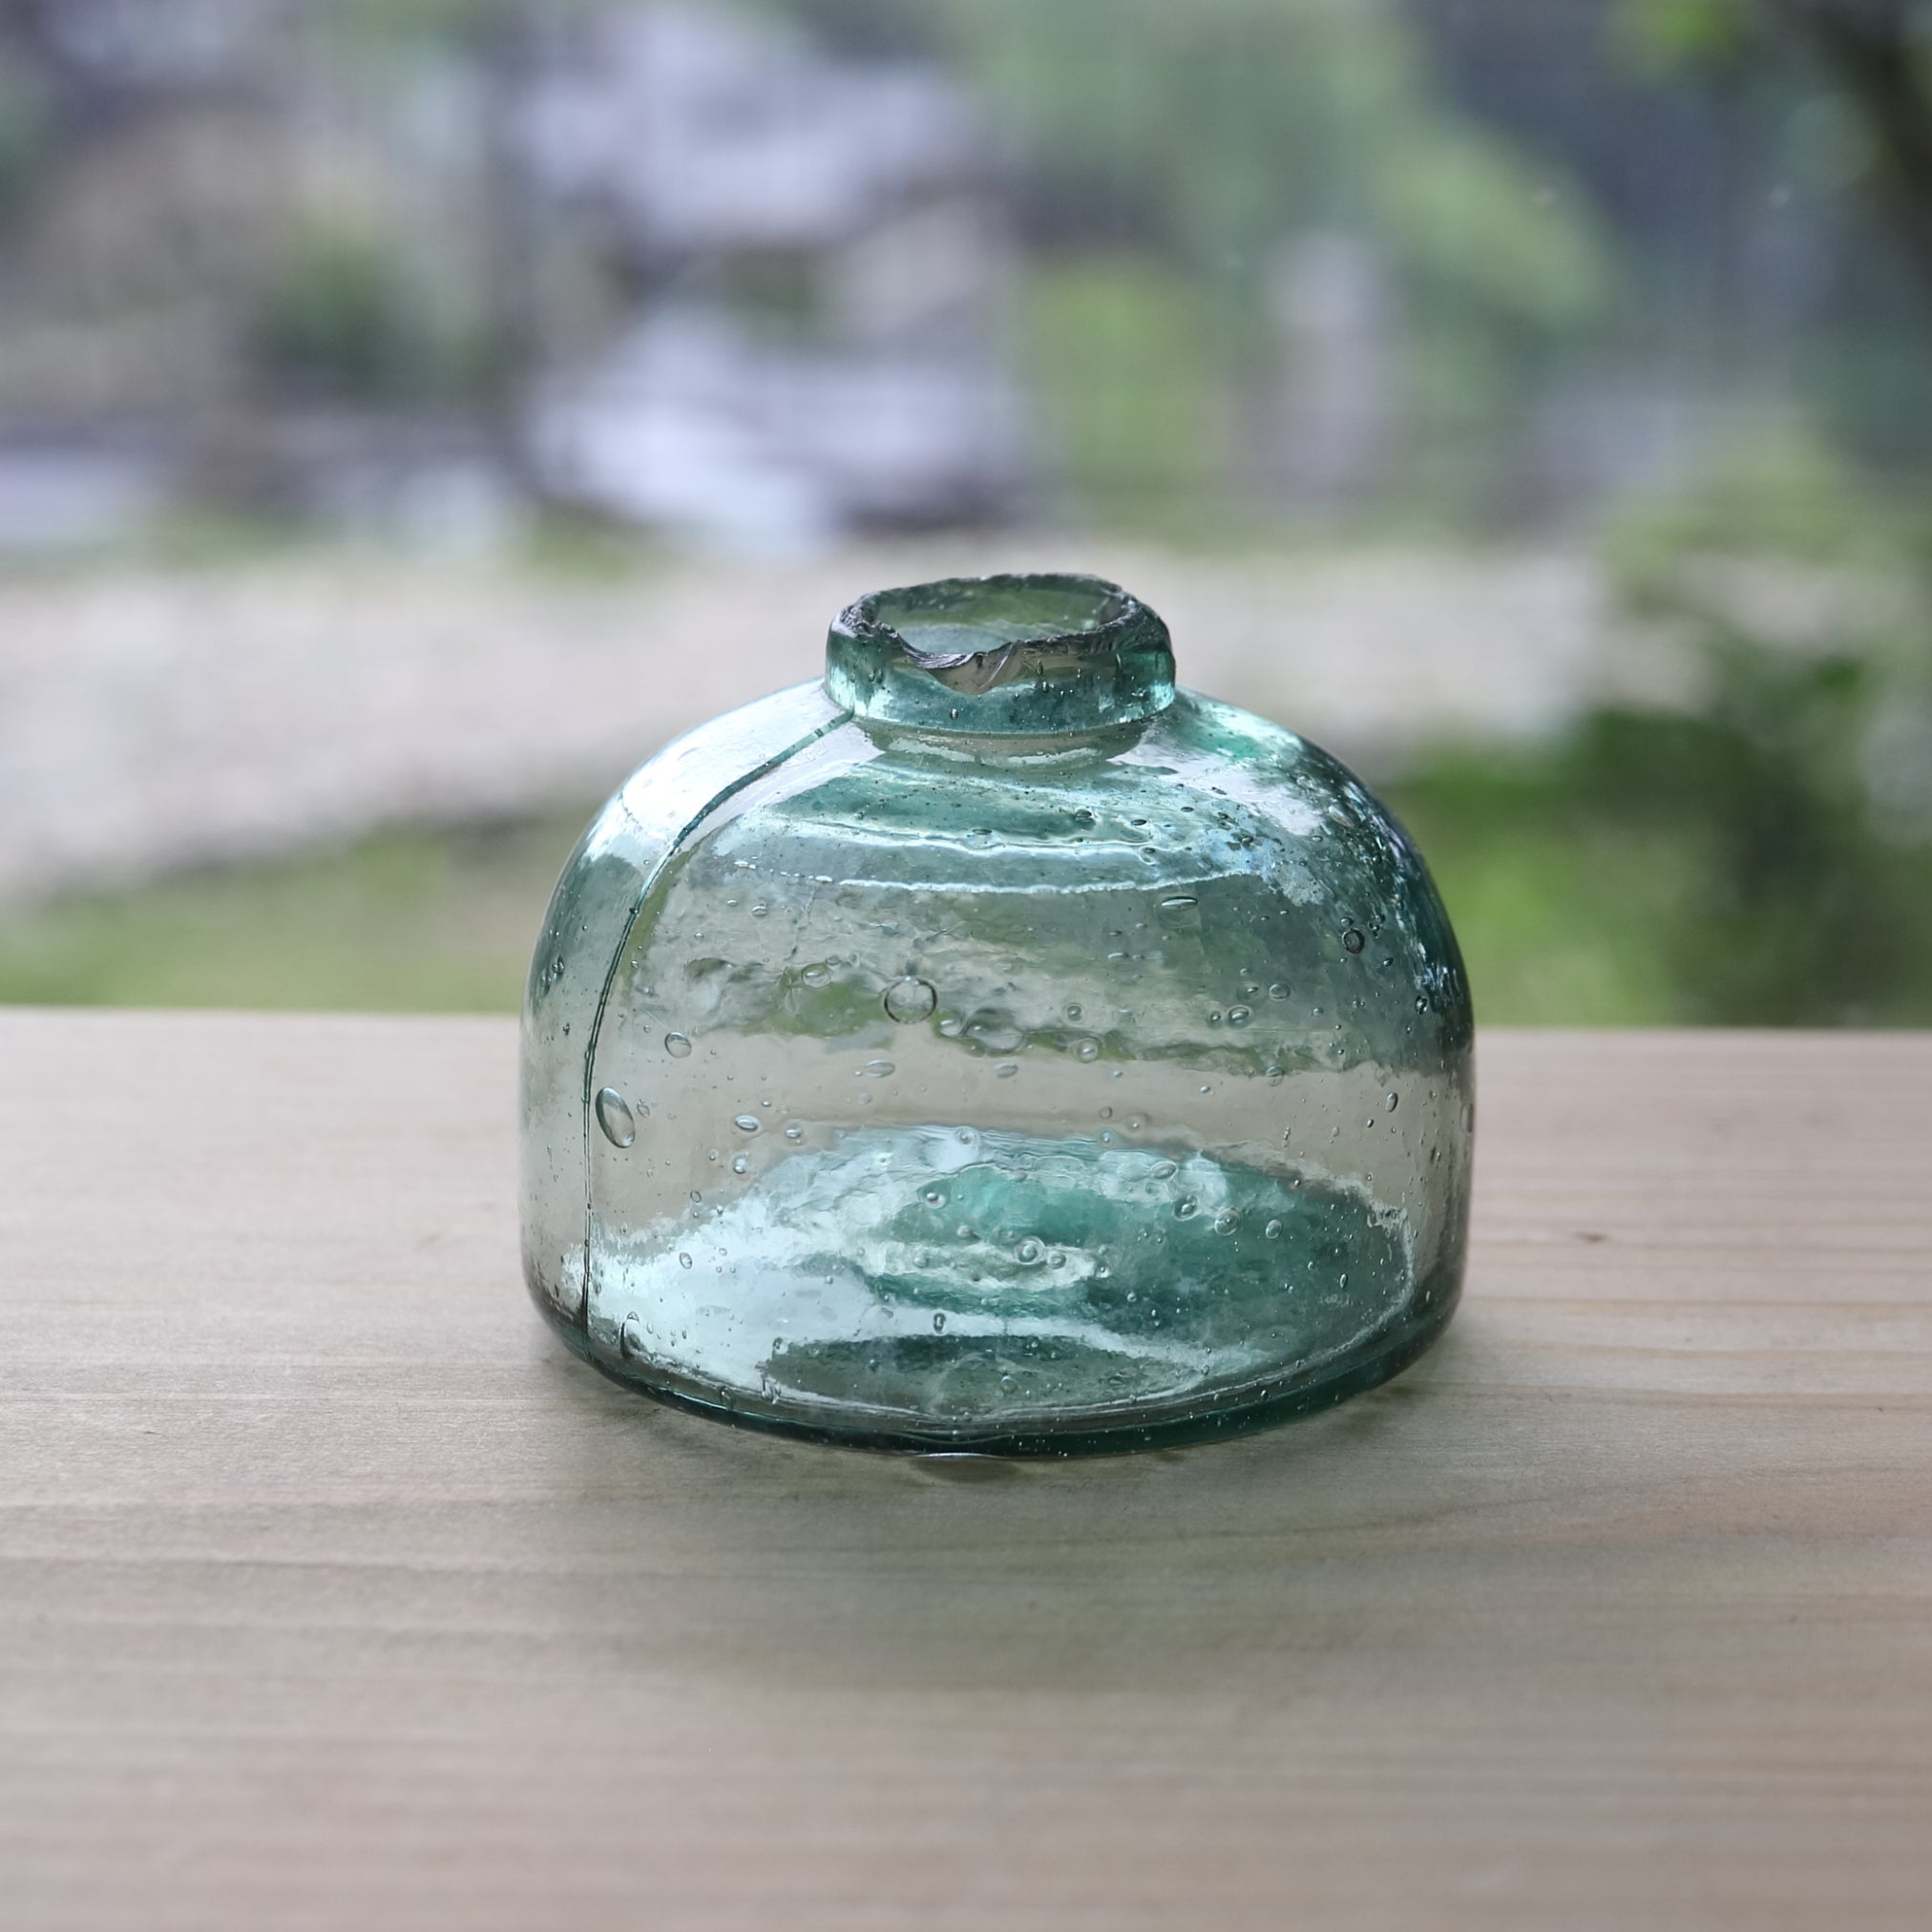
577,706,856,1307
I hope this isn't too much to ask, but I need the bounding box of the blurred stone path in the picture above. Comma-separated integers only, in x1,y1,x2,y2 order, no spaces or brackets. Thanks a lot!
0,540,1643,906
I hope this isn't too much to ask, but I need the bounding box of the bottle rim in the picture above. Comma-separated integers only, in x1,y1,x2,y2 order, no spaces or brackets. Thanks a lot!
825,572,1176,735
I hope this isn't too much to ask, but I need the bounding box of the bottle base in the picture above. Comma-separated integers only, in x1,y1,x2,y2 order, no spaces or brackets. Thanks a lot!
535,1286,1458,1458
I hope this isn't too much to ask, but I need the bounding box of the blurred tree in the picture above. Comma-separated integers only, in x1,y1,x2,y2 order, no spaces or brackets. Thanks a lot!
1536,2,1932,1028
907,0,1618,522
0,46,47,220
1022,253,1228,528
323,0,1622,522
924,0,1613,320
1625,0,1932,312
1592,432,1932,1021
250,216,486,403
1397,430,1932,1024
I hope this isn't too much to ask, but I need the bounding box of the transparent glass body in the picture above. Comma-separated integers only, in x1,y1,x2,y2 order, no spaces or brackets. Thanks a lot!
521,574,1473,1454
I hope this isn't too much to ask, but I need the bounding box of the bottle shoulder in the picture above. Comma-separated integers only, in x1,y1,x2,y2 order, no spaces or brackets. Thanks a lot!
536,682,1470,1071
575,684,1382,856
543,682,1458,954
647,688,1425,899
529,682,853,1018
608,682,851,855
633,687,1471,1049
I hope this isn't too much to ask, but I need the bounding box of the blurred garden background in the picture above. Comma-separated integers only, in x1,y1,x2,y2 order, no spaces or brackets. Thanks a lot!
1,0,1929,1025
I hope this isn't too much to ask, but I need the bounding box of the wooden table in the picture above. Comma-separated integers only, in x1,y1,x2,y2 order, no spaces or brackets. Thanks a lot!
3,1013,1928,1931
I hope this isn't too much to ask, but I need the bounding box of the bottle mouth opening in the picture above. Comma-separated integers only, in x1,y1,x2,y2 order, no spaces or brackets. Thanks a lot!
827,572,1174,734
855,574,1136,680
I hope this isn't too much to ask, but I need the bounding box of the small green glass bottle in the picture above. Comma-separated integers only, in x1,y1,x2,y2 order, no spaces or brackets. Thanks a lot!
522,574,1472,1454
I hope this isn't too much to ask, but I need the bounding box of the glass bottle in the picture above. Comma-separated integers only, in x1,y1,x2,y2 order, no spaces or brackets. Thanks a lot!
522,573,1473,1454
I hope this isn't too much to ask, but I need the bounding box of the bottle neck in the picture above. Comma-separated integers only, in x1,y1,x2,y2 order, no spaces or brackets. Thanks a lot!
824,573,1176,738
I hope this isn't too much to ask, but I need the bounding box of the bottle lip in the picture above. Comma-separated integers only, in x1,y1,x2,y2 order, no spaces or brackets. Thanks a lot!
825,572,1176,736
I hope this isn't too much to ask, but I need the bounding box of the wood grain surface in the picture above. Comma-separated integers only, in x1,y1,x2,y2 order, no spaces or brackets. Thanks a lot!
1,1011,1928,1931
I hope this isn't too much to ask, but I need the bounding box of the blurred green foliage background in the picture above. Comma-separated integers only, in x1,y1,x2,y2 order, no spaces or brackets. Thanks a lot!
2,0,1930,1026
